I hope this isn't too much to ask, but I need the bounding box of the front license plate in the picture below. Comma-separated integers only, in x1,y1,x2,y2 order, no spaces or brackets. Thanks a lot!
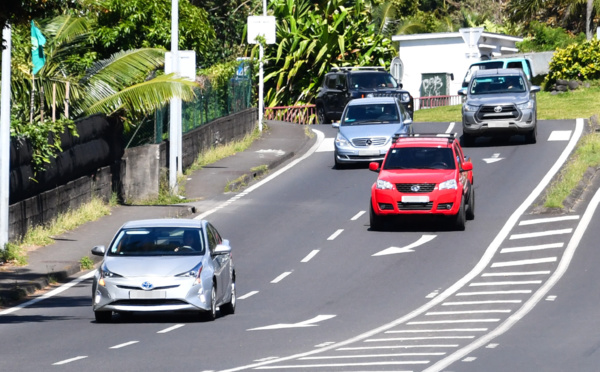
487,122,509,128
358,149,380,156
402,195,429,203
129,290,166,299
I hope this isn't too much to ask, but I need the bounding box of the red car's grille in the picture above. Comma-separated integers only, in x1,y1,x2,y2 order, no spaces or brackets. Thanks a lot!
396,183,436,193
397,202,433,210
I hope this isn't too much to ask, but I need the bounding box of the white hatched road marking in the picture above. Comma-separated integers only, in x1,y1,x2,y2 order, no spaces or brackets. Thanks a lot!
456,290,532,296
52,356,88,365
301,352,446,359
407,319,501,325
255,361,430,369
548,130,572,141
271,272,292,283
386,328,488,334
316,137,334,152
501,243,563,253
491,257,557,267
509,228,572,239
366,336,475,342
481,271,550,277
110,341,139,349
327,229,344,240
469,280,542,286
157,324,185,334
443,300,522,305
238,291,259,300
338,344,460,351
301,250,320,263
519,215,579,225
426,310,511,316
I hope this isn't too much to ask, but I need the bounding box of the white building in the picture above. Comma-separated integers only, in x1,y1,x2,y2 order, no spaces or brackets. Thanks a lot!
391,28,522,102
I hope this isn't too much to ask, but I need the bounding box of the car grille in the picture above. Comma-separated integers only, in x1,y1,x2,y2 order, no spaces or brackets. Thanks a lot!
117,285,179,290
476,104,519,121
396,183,436,193
371,92,404,99
351,137,387,147
397,202,433,211
111,299,188,306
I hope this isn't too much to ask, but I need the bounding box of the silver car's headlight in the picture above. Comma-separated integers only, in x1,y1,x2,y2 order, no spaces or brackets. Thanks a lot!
98,264,122,286
176,263,203,284
335,133,351,147
376,179,394,190
463,104,478,112
516,101,534,110
439,179,458,190
401,93,410,102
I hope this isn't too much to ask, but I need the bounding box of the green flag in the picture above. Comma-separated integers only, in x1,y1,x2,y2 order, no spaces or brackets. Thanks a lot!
31,21,46,75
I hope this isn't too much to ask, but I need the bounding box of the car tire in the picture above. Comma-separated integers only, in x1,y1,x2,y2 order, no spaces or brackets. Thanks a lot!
525,125,537,144
317,106,330,124
94,310,112,323
462,132,475,147
220,282,236,315
203,286,217,321
453,198,466,231
466,186,475,221
370,200,384,231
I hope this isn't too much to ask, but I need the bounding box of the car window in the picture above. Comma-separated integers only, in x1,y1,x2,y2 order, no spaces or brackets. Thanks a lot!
470,75,525,94
349,73,398,89
383,147,455,170
108,227,205,256
206,223,222,254
342,103,399,125
326,75,338,89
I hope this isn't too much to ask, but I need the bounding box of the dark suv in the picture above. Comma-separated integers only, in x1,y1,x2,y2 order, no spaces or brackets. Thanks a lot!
315,67,414,124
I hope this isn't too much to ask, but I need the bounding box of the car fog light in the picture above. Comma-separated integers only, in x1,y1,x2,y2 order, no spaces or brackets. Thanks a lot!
94,290,102,304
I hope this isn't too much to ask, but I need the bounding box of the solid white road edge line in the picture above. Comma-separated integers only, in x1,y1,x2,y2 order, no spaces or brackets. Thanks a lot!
195,129,325,220
216,119,584,372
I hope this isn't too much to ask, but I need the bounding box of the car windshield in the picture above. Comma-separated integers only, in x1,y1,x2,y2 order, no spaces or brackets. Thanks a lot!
348,73,398,89
108,227,205,256
342,103,399,125
470,75,526,94
383,147,455,170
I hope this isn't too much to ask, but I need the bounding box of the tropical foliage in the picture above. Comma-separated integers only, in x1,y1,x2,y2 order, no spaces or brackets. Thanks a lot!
546,39,600,84
261,0,397,107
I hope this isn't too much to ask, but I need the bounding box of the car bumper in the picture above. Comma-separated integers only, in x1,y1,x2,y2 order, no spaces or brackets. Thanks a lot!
462,109,536,135
335,145,390,164
92,275,212,313
371,187,462,216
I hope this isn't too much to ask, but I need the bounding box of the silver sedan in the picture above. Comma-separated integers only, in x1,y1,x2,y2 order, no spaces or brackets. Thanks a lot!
91,219,235,322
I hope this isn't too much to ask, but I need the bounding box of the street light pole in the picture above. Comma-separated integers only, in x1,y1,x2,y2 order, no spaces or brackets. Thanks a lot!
0,25,12,250
169,0,182,192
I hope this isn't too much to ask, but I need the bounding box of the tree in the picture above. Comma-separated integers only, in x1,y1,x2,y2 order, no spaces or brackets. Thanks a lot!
0,0,64,33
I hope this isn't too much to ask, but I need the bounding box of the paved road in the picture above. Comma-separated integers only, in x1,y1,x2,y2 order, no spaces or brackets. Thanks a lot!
1,119,595,372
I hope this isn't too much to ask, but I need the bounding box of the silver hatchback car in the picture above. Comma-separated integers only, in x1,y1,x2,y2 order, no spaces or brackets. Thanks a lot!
333,97,413,168
91,219,235,322
458,68,540,146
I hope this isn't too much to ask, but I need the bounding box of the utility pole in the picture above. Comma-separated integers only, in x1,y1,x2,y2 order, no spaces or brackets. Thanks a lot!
0,25,12,250
169,0,182,192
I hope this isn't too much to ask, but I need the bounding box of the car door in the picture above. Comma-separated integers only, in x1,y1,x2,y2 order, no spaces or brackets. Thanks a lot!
207,223,231,302
324,73,347,120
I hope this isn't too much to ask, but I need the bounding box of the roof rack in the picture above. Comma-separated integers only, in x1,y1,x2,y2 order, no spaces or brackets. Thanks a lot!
330,66,386,72
393,133,458,143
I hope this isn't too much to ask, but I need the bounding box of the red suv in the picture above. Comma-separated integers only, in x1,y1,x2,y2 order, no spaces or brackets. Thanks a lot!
368,133,474,231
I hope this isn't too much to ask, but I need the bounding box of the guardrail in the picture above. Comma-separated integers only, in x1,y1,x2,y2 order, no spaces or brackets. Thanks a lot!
264,104,317,125
415,95,462,111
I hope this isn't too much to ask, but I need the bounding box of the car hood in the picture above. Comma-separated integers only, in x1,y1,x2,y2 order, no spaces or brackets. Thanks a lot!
340,123,408,139
380,169,457,184
103,256,203,277
466,91,531,106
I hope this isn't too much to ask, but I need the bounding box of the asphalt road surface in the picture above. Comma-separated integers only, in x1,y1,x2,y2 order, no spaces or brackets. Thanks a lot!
2,119,597,372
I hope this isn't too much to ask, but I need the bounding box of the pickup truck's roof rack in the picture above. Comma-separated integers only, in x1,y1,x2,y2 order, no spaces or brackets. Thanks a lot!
393,133,458,143
330,66,387,72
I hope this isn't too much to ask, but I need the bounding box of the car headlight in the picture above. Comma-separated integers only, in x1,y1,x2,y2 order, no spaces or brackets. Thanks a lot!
335,133,351,147
177,263,203,284
376,179,394,190
516,101,534,110
98,264,122,286
463,104,479,112
439,179,458,190
366,93,374,98
401,93,410,102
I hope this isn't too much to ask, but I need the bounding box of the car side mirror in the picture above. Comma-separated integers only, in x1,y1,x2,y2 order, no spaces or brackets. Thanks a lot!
403,118,413,125
91,245,106,256
457,88,467,96
332,122,340,128
369,162,380,172
530,85,541,93
461,161,473,171
213,241,231,255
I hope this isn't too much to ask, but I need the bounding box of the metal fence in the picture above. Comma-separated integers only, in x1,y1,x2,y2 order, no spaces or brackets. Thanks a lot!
414,95,462,111
264,104,317,125
123,74,253,149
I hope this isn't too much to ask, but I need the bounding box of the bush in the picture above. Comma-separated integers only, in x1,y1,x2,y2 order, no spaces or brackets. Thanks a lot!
517,21,586,53
545,39,600,86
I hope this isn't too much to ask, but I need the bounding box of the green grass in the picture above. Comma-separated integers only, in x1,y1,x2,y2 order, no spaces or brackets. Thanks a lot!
412,82,600,210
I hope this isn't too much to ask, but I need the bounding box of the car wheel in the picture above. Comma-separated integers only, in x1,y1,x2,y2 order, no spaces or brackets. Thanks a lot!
203,285,217,321
317,106,329,124
220,282,236,315
466,186,475,221
525,126,537,144
462,132,475,147
370,200,384,231
453,198,466,231
94,310,112,323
